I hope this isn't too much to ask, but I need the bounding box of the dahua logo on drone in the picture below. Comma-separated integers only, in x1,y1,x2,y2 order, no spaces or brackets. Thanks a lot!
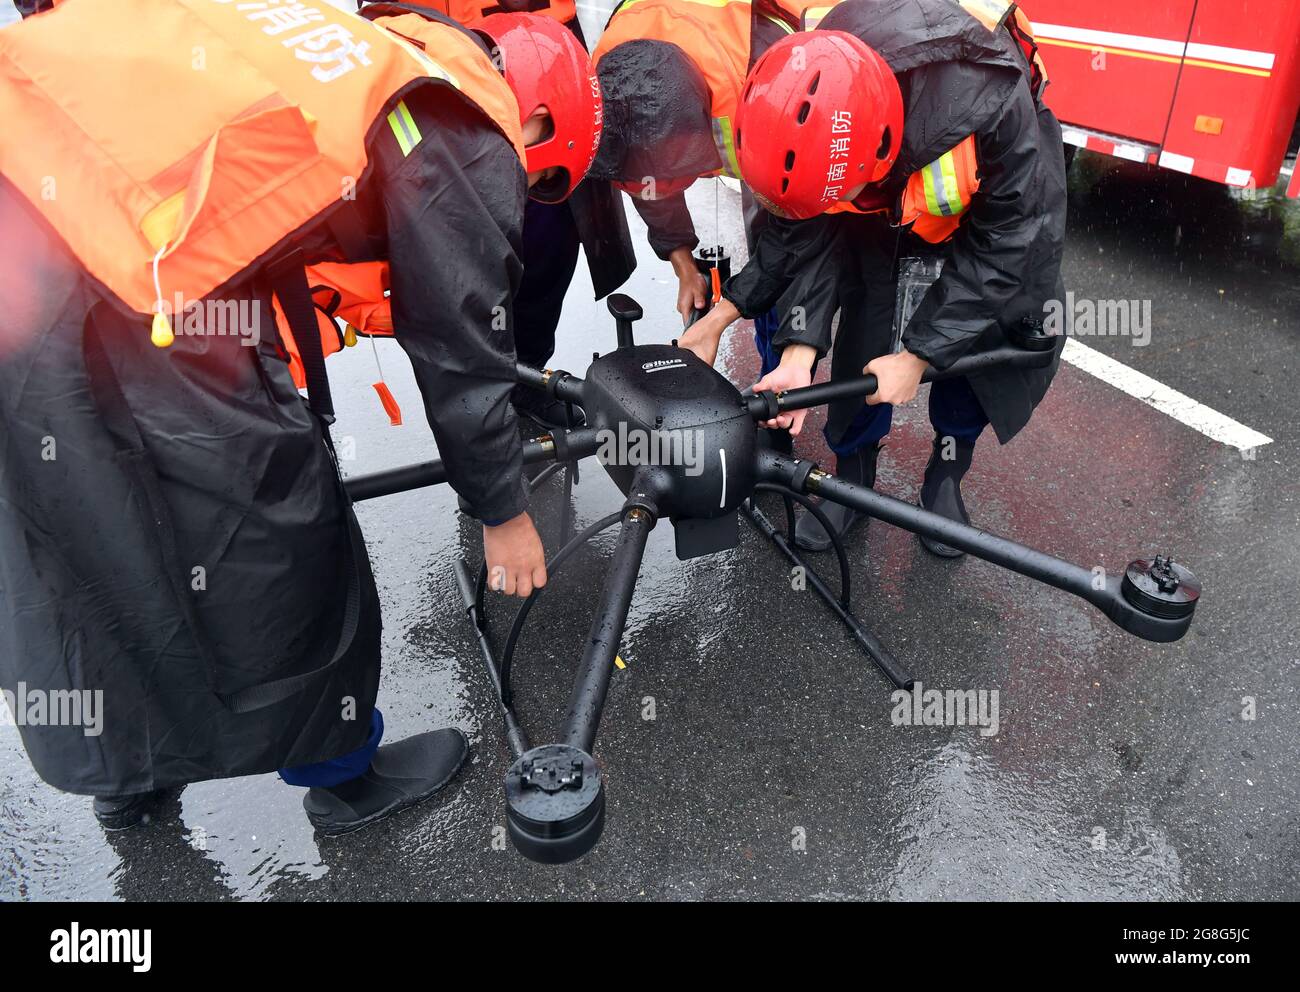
641,359,687,373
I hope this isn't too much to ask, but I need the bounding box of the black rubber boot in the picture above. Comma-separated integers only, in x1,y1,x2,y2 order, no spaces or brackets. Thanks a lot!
793,444,881,552
919,434,975,558
93,789,168,831
304,728,469,836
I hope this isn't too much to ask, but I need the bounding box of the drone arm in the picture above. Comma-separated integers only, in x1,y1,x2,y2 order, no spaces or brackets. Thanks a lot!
757,450,1198,643
562,500,656,753
344,426,602,502
515,362,585,405
746,343,1057,418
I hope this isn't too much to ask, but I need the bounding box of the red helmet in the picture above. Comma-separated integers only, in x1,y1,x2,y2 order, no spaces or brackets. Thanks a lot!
735,31,903,220
478,13,602,203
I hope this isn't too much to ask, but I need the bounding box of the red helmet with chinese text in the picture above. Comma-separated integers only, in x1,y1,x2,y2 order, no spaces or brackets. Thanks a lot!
478,12,602,202
735,31,903,219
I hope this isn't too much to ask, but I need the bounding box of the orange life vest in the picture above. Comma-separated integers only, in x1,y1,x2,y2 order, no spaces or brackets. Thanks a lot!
418,0,578,26
898,134,980,242
0,0,524,389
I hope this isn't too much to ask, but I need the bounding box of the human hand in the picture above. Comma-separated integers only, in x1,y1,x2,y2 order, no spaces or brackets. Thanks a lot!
482,512,547,598
752,344,817,435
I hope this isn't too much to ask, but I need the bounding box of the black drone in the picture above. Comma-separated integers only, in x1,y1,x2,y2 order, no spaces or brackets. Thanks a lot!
344,295,1201,864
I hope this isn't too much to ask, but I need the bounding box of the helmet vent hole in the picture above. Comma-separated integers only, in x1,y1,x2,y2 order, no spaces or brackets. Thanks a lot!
807,72,820,95
735,127,742,149
781,177,790,194
784,150,796,172
797,101,811,124
876,126,893,160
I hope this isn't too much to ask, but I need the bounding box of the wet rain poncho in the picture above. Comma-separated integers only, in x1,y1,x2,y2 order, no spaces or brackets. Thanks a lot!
0,91,527,796
590,39,721,188
593,13,791,261
724,0,1069,444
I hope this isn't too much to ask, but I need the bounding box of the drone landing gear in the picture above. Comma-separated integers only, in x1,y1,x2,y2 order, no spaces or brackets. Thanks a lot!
505,744,605,864
741,487,915,690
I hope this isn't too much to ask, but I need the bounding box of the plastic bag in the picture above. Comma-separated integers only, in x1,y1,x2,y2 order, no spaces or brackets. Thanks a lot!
892,256,944,353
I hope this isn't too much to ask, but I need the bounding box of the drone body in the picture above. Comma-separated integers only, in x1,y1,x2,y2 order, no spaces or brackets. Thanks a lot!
584,342,755,558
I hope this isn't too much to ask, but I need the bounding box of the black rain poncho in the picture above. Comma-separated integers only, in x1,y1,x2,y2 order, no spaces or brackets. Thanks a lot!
724,0,1069,444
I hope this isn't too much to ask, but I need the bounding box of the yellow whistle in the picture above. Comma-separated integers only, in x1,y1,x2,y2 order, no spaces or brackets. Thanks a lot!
343,324,358,347
151,312,175,348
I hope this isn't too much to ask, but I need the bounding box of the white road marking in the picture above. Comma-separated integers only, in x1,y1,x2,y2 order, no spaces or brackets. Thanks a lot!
1061,339,1273,452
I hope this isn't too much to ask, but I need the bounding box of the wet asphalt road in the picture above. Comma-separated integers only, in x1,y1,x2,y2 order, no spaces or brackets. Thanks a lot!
2,3,1298,902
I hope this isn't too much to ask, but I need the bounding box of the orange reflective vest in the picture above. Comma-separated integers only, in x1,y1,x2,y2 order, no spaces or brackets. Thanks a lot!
595,0,816,182
418,0,578,26
0,0,524,388
897,133,981,243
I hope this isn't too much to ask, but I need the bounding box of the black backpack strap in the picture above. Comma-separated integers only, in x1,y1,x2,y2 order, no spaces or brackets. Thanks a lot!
83,307,366,715
218,507,367,714
269,250,336,425
1005,3,1048,104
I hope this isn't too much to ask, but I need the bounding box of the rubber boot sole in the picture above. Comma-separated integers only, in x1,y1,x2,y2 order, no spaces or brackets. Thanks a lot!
308,736,470,837
794,509,866,553
917,501,967,559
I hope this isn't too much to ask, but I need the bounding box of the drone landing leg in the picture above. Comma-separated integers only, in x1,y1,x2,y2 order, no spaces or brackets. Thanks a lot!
741,496,915,690
454,560,530,760
504,499,657,864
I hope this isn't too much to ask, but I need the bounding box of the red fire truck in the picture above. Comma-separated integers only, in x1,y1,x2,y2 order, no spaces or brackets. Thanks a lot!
1029,0,1300,197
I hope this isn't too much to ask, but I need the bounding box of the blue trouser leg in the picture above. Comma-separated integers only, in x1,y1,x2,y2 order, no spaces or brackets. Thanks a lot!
828,401,894,458
513,198,581,368
753,308,782,378
928,376,989,444
278,708,384,789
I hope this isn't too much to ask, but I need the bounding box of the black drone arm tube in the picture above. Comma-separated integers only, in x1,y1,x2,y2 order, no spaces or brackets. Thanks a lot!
344,427,602,502
748,345,1057,418
562,504,655,754
757,450,1192,642
515,362,585,405
815,470,1106,605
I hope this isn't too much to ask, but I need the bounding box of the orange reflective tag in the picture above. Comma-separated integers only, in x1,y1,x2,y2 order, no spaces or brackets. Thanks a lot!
373,382,402,426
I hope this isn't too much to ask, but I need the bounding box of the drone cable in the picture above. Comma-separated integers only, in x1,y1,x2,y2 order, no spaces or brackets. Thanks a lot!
497,509,626,707
752,483,852,607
